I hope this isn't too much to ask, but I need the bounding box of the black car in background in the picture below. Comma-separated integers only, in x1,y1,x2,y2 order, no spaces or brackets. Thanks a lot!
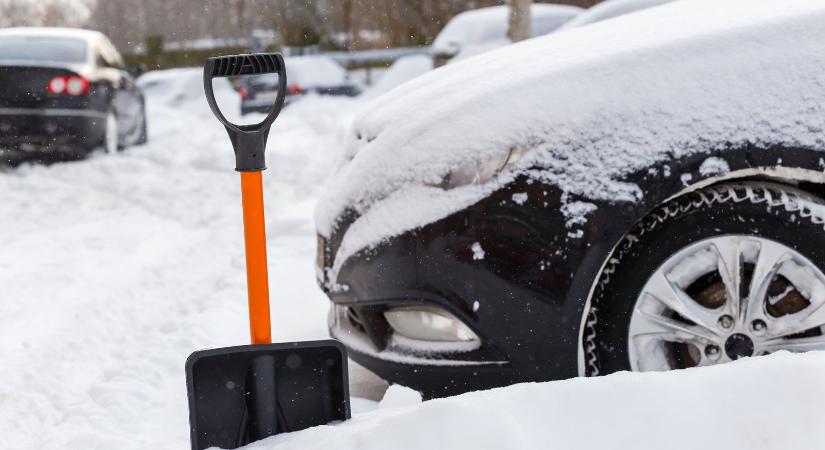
0,28,147,164
240,55,360,115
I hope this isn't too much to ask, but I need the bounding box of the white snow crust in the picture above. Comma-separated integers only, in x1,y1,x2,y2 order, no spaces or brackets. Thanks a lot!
243,352,825,450
316,0,825,278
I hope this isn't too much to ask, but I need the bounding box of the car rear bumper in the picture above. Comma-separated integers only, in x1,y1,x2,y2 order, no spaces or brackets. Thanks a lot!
0,107,106,151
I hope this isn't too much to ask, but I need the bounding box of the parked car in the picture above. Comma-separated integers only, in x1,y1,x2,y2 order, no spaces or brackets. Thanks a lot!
0,28,147,164
364,54,433,99
240,55,360,115
556,0,675,31
431,4,582,67
315,0,825,398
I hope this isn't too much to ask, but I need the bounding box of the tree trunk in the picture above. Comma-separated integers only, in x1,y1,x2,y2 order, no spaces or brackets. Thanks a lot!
507,0,532,43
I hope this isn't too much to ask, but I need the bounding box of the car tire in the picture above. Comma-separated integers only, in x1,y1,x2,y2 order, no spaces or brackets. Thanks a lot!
134,109,148,146
583,182,825,376
103,109,119,154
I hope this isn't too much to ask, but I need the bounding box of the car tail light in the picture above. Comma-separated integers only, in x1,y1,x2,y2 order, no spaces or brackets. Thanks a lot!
239,85,248,100
47,77,67,94
288,84,303,95
47,76,89,96
66,76,89,95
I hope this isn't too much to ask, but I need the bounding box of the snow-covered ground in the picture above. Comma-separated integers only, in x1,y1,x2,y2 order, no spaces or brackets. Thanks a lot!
0,68,365,449
252,352,825,450
2,58,825,450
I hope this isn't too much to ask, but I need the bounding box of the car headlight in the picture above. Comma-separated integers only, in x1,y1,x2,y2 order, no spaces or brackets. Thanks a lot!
442,144,528,188
384,306,478,342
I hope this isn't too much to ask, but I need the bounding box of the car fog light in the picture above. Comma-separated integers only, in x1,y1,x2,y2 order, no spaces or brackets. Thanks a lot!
384,306,478,342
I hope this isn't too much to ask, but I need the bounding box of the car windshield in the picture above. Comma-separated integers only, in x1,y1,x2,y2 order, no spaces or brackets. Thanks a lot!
0,36,87,63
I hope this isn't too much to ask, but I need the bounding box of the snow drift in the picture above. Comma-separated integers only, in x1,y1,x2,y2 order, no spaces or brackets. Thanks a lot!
246,352,825,450
315,0,825,279
0,68,360,449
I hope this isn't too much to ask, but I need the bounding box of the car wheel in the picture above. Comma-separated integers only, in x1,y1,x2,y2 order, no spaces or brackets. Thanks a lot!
103,109,119,154
134,108,148,145
583,182,825,376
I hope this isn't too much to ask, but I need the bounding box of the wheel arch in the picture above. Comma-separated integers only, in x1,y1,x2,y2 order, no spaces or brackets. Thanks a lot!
572,147,825,376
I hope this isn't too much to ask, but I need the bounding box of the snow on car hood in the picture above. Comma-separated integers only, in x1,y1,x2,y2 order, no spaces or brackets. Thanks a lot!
316,0,825,274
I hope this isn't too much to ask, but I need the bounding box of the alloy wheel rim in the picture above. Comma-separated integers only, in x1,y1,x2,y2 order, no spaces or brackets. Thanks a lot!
628,235,825,371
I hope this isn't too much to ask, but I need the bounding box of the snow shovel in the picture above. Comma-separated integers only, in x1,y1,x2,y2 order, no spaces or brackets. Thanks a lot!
185,53,350,450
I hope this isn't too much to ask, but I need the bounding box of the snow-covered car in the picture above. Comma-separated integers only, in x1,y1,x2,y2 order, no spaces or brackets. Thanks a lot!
365,54,433,99
431,4,582,67
315,0,825,398
240,55,360,115
556,0,675,31
0,27,147,164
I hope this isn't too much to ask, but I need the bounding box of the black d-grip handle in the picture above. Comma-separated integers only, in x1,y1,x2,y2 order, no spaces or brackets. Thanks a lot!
204,53,287,172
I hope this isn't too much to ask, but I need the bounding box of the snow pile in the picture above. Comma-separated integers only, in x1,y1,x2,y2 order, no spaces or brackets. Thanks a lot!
245,352,825,450
316,0,825,277
0,68,360,449
376,385,423,410
431,4,581,60
556,0,674,31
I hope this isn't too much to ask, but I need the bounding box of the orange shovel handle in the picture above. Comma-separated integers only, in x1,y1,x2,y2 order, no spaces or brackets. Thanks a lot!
240,171,272,345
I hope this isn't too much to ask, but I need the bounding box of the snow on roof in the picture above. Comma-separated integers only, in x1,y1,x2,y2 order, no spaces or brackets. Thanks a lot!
0,27,104,43
556,0,675,31
251,352,825,450
431,4,582,55
315,0,825,275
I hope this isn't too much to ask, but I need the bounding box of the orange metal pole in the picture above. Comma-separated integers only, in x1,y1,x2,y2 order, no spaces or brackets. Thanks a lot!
240,171,272,345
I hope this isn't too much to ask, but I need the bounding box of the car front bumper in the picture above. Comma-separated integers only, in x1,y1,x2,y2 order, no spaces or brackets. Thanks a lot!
318,176,589,398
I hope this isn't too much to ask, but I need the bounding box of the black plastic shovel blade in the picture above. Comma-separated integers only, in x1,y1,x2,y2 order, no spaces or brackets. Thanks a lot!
186,340,350,450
